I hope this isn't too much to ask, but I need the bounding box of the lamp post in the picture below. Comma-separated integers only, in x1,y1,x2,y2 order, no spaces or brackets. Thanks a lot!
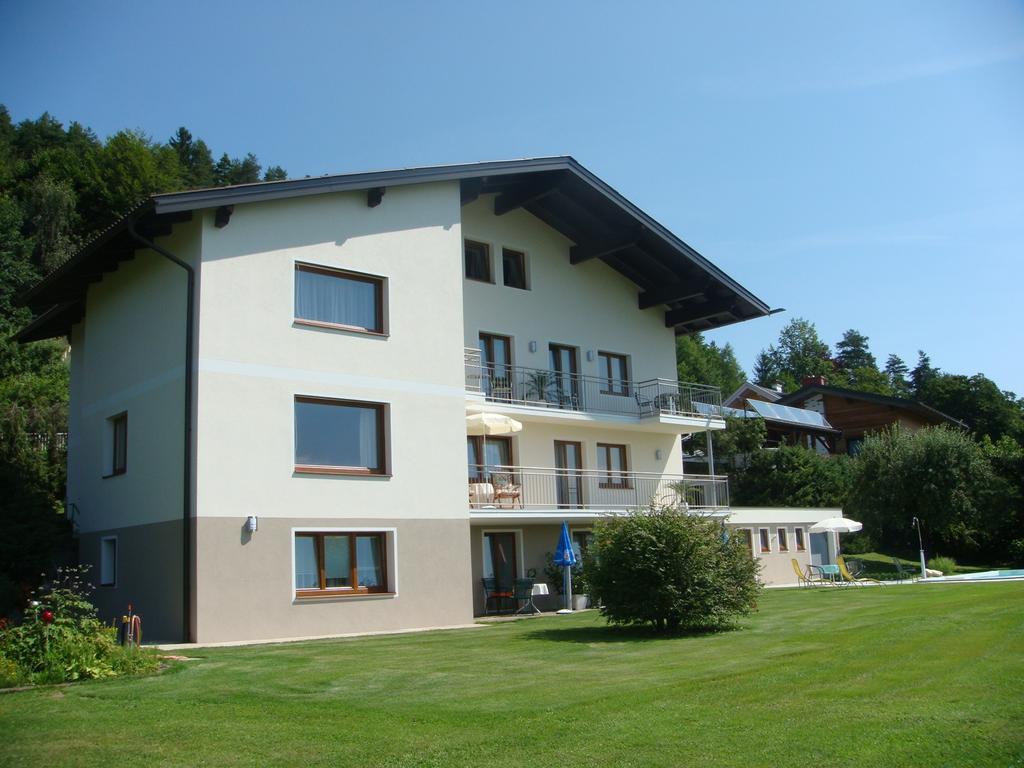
912,517,927,579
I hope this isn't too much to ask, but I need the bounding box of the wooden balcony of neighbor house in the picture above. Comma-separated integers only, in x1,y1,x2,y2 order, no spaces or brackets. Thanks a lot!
467,464,730,514
463,347,725,432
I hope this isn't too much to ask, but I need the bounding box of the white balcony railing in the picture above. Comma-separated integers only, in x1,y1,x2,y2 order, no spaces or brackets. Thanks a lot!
463,347,721,419
468,465,729,511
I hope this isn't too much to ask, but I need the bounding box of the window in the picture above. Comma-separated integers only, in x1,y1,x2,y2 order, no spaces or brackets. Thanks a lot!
294,263,385,334
106,412,127,477
736,529,754,557
598,352,629,395
294,532,388,597
549,344,580,408
100,537,117,587
597,443,630,488
777,527,789,553
294,397,387,475
464,240,492,283
467,435,512,481
502,248,528,289
571,530,593,561
479,333,513,398
794,527,806,552
759,528,772,553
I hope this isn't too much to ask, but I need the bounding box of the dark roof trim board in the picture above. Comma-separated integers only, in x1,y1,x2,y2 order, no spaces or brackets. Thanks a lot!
17,156,774,340
777,384,967,429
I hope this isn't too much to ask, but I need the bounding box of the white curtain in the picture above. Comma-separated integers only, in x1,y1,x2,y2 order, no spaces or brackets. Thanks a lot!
296,269,377,329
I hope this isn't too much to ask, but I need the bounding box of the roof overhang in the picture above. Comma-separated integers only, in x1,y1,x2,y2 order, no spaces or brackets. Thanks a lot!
17,156,774,340
778,385,967,429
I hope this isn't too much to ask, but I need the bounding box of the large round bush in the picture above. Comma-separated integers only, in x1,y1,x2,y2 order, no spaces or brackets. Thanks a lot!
585,507,761,633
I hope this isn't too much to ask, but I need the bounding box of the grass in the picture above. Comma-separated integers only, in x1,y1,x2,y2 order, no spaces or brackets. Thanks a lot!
1,584,1022,767
848,551,997,579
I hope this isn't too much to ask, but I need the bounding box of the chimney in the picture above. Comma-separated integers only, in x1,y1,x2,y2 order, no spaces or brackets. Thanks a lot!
802,375,827,387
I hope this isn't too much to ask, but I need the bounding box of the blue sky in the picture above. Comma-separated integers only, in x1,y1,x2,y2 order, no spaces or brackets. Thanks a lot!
2,1,1022,392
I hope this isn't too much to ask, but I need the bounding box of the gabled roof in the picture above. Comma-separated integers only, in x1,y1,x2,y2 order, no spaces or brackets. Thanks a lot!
17,156,774,341
777,384,966,429
723,381,783,407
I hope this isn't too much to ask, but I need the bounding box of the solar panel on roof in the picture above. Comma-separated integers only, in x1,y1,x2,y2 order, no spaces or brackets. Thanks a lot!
746,399,834,429
693,402,756,419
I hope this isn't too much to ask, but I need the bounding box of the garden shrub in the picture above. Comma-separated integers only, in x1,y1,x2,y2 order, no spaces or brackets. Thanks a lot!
928,555,957,576
1009,539,1024,567
585,506,761,633
0,566,159,686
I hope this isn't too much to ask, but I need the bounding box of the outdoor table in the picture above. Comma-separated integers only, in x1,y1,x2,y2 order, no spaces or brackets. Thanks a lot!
819,564,840,584
516,582,549,614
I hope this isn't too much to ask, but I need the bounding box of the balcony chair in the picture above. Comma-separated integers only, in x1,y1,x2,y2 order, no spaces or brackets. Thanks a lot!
481,577,514,615
468,482,496,508
491,473,522,509
513,578,539,614
634,390,656,416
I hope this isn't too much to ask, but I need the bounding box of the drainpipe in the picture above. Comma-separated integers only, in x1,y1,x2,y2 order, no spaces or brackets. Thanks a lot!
127,223,195,643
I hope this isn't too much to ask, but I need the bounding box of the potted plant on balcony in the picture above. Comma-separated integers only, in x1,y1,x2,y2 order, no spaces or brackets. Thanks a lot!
525,370,554,405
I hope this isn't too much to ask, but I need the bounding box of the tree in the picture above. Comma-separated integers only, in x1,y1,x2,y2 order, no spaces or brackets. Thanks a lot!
884,354,911,397
910,350,939,395
585,506,760,633
847,426,997,559
834,329,876,375
917,373,1024,444
169,127,215,189
676,334,745,396
263,165,287,182
96,130,182,216
753,318,832,392
732,445,853,508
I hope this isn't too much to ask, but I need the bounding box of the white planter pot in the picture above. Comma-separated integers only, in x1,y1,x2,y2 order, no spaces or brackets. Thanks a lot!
572,594,589,610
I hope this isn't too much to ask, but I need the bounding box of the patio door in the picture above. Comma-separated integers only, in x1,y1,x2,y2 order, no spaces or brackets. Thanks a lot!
549,344,580,408
479,333,512,399
810,532,829,565
554,440,584,508
483,532,517,591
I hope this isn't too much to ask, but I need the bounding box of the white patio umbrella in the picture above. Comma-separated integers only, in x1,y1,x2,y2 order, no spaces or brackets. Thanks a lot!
810,517,863,559
465,413,522,478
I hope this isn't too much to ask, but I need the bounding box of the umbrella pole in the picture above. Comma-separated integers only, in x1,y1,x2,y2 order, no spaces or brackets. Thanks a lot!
563,565,573,612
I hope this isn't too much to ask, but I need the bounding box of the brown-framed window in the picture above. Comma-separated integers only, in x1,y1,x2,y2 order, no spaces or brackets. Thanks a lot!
502,248,528,289
759,528,772,553
294,532,388,597
294,397,387,475
794,527,806,552
294,263,385,334
467,435,513,481
777,527,789,553
479,332,513,397
110,412,127,476
464,240,492,283
597,443,630,488
598,352,629,395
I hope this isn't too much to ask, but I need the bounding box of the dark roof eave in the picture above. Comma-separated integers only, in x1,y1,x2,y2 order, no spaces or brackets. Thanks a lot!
778,384,967,429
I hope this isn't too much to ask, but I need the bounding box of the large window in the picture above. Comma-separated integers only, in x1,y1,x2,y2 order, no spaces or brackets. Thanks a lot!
294,532,388,597
502,248,528,289
294,397,387,475
294,263,385,334
464,240,492,283
598,352,629,395
597,443,630,488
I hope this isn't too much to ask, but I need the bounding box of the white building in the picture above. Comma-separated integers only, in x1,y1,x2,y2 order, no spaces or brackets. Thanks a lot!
18,157,814,644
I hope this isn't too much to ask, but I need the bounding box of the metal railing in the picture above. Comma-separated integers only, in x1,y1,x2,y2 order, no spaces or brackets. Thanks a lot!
463,348,721,419
468,464,729,511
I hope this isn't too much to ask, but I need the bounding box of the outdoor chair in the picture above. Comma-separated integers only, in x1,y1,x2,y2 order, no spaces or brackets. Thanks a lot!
792,558,826,587
481,577,513,615
468,482,496,508
634,391,656,416
491,473,523,509
838,556,883,586
891,558,919,583
513,578,539,614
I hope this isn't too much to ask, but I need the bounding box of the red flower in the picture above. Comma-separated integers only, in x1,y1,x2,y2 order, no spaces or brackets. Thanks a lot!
40,609,54,624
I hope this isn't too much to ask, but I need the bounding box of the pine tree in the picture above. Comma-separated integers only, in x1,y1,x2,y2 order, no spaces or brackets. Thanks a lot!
910,350,938,395
884,354,910,397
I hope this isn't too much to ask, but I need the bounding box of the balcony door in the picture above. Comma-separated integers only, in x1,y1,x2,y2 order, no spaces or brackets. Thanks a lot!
483,532,517,592
479,333,512,399
554,440,584,508
467,436,512,482
549,344,580,409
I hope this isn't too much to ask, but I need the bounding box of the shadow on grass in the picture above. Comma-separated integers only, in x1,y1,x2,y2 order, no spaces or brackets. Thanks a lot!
524,623,734,644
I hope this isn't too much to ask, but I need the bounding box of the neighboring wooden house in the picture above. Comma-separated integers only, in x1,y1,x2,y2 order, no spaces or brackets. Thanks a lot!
777,377,966,455
723,381,782,407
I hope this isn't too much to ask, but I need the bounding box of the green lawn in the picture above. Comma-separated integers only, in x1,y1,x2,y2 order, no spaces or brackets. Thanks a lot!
849,551,997,580
2,584,1023,767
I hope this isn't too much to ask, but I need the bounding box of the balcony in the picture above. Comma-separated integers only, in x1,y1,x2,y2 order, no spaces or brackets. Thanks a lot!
467,464,729,514
464,348,724,432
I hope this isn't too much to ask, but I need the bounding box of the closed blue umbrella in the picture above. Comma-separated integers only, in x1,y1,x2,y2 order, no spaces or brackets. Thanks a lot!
553,521,577,613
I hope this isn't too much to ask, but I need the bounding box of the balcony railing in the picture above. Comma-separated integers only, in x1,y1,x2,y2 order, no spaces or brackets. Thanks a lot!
468,464,729,511
463,348,721,419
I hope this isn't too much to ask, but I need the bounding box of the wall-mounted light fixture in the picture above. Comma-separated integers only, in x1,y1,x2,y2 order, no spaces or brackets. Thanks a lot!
655,449,663,460
246,515,258,533
528,341,537,353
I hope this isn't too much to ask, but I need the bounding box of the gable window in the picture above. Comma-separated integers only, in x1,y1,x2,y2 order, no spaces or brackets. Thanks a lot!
100,537,117,587
502,248,528,289
597,443,630,488
294,532,388,597
294,397,387,475
777,527,789,553
105,412,127,477
464,240,492,283
294,263,385,334
598,352,629,395
759,528,772,553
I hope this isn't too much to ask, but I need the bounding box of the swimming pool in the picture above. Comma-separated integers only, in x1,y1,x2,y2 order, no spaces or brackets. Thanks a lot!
924,569,1024,583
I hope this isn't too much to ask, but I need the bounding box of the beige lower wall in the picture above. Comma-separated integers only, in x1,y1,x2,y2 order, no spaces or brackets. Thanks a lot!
724,524,812,586
79,521,184,643
193,516,474,643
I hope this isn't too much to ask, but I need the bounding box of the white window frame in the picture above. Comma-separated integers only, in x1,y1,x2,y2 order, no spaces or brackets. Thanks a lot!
794,526,807,552
758,527,772,554
777,527,789,553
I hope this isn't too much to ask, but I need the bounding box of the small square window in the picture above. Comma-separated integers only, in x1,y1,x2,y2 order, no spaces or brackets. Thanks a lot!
502,248,528,289
464,240,492,283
